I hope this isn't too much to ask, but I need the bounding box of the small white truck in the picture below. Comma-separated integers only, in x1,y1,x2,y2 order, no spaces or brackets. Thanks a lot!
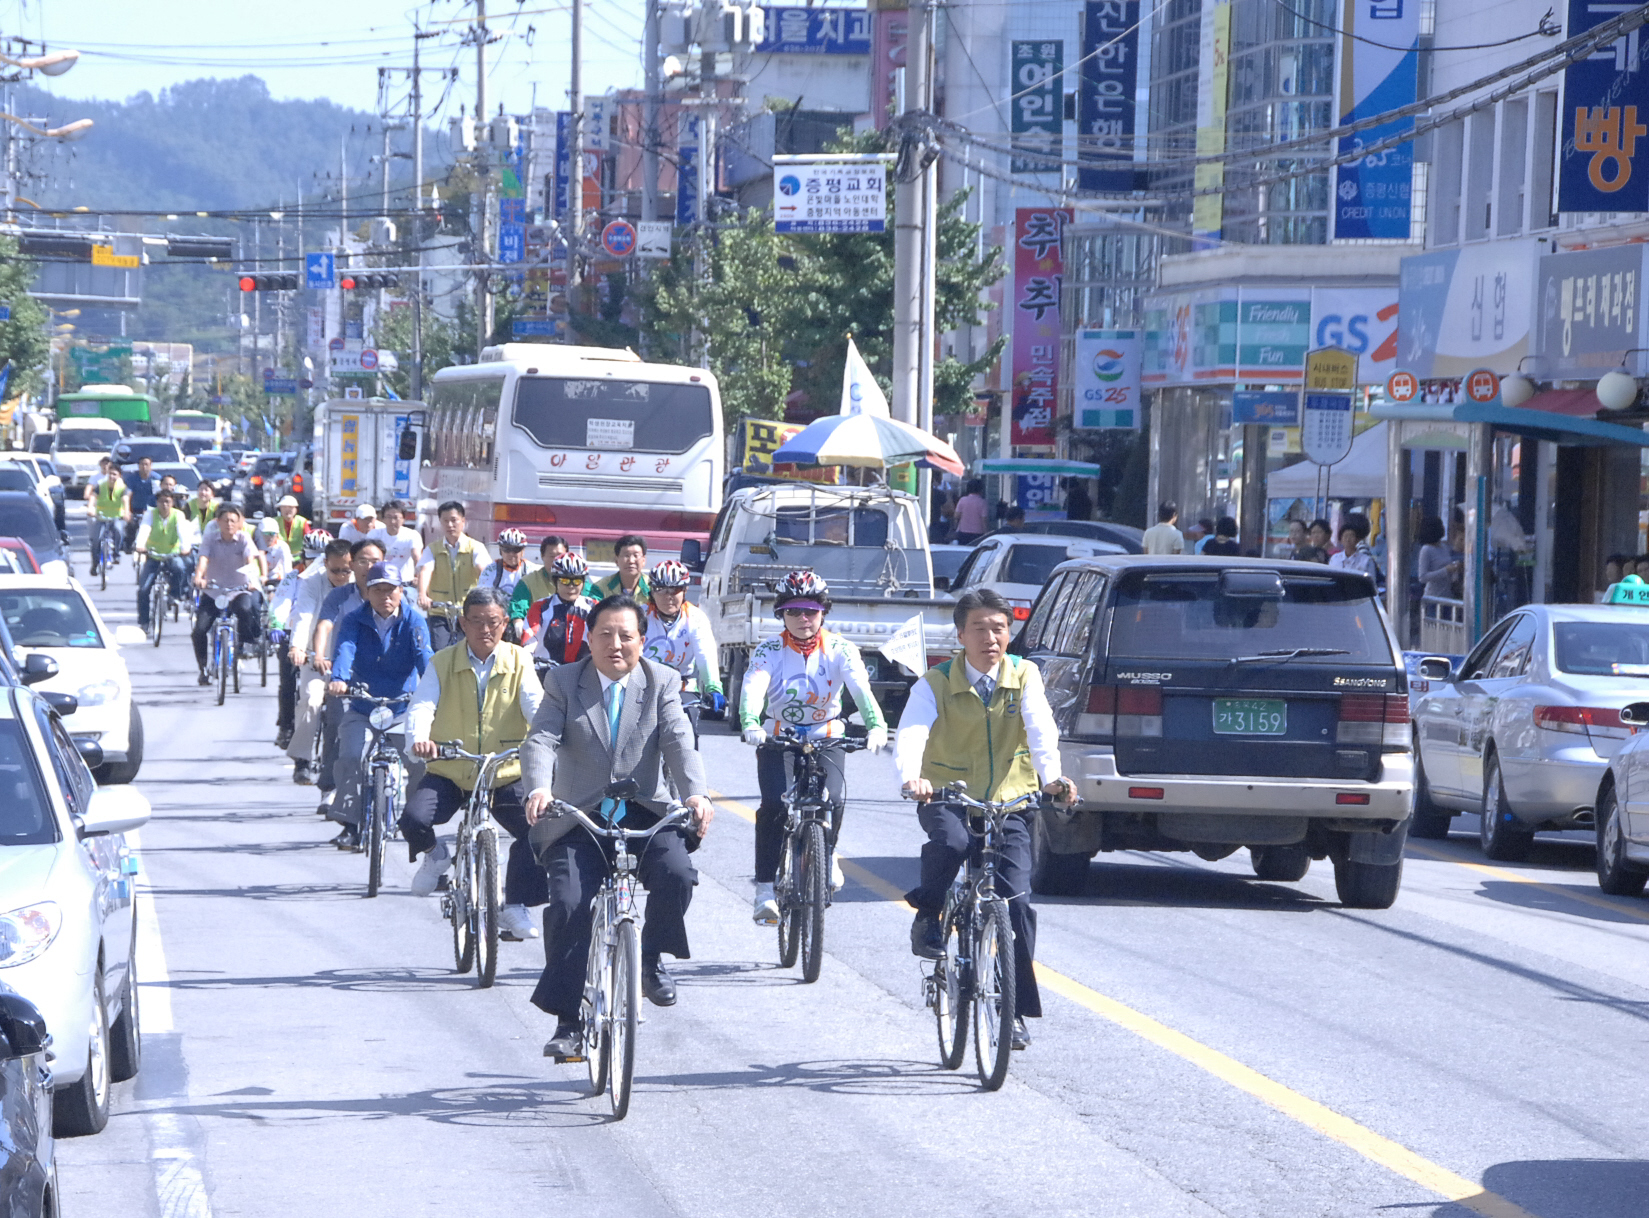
310,398,426,531
696,482,959,716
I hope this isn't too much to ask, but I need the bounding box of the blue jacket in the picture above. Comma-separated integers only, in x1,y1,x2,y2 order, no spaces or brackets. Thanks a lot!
331,601,432,714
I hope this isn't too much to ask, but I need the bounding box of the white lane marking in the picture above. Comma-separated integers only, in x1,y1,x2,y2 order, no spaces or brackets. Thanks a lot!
130,830,174,1034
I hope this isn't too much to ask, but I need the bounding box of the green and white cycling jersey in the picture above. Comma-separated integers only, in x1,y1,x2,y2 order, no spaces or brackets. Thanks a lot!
643,602,723,697
739,628,884,737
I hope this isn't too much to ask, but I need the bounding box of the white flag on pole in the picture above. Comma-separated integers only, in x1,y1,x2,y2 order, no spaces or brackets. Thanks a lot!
840,334,890,418
879,612,928,676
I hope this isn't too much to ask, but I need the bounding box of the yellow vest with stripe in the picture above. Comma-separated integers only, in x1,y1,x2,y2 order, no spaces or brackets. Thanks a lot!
918,654,1039,803
426,536,487,607
426,642,530,789
147,510,183,556
94,477,124,519
278,514,307,559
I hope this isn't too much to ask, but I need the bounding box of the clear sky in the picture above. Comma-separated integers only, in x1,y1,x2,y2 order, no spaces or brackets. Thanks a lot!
3,0,643,117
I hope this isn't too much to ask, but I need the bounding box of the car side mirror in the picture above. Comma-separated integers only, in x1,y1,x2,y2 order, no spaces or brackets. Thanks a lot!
42,691,77,716
1418,656,1453,681
934,575,951,592
74,737,102,768
0,991,50,1061
1621,702,1649,728
398,428,419,462
679,537,703,570
78,786,150,837
20,653,56,686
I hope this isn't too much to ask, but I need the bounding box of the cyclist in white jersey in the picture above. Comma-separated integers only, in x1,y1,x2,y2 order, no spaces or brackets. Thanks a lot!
641,559,723,740
739,570,887,924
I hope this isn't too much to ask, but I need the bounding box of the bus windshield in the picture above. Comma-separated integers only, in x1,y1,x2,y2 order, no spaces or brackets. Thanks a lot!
53,430,115,452
512,378,714,454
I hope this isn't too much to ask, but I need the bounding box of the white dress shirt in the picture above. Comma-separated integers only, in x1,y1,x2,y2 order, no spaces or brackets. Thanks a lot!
287,564,342,655
894,655,1061,786
409,643,545,744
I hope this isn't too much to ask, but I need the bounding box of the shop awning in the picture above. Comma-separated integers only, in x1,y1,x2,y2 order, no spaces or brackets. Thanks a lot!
1371,401,1649,447
1267,422,1387,500
977,458,1103,476
1520,388,1605,417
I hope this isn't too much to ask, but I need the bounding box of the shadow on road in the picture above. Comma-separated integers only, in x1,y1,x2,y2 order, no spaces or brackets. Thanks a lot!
1470,880,1649,926
670,959,809,988
633,1056,983,1098
1427,1159,1649,1218
1033,856,1334,913
141,964,543,994
132,1077,609,1129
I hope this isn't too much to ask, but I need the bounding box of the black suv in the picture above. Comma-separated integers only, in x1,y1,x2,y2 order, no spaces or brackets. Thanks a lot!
1017,556,1414,908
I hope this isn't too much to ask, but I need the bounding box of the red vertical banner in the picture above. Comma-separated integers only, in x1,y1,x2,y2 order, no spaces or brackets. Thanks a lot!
1011,206,1071,449
870,6,909,129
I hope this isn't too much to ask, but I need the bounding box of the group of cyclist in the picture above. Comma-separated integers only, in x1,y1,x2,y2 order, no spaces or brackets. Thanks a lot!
230,501,1074,1056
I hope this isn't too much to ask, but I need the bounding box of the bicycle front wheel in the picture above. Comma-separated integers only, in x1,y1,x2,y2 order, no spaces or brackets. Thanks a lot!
150,581,165,646
932,899,969,1070
583,912,611,1095
450,844,475,974
775,828,799,969
800,821,827,984
366,768,389,898
231,624,241,694
259,633,270,687
972,898,1015,1092
609,918,640,1120
474,828,499,989
215,633,228,706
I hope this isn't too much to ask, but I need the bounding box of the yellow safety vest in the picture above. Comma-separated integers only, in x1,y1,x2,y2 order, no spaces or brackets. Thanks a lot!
426,642,531,790
278,514,308,560
147,511,183,557
918,654,1039,803
94,478,124,519
426,536,486,608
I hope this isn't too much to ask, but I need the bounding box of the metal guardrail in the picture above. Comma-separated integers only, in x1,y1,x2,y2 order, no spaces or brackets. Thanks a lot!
1420,596,1467,657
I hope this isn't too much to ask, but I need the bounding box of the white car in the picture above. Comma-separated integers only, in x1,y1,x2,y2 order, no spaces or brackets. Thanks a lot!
0,578,143,784
0,684,149,1136
948,532,1127,622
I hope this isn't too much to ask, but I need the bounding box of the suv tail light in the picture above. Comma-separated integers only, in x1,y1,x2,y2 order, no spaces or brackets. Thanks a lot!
1337,693,1411,751
1008,599,1032,621
1533,705,1631,745
1078,685,1163,739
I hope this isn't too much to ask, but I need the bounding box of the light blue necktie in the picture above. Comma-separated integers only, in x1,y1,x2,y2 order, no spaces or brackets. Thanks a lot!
600,680,624,823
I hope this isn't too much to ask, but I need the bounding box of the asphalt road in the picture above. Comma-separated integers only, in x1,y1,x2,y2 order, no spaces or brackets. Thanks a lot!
53,504,1649,1217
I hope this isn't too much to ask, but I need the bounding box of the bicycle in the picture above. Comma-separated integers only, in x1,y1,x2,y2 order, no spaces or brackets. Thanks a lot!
914,782,1042,1093
259,580,283,687
431,742,519,988
141,554,185,646
545,783,689,1120
426,600,458,647
350,690,411,898
92,519,119,591
198,585,246,707
768,731,867,983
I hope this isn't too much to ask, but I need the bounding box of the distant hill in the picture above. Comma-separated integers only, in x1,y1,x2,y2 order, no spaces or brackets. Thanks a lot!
14,76,384,213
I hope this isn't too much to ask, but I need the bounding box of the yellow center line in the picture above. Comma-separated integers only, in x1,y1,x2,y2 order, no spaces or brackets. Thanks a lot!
1406,841,1649,925
708,792,1537,1218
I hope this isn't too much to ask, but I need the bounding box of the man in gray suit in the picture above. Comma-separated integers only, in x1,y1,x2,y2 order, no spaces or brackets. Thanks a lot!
523,596,715,1059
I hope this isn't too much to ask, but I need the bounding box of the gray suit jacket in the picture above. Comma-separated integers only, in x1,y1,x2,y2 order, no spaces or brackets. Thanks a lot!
521,656,706,853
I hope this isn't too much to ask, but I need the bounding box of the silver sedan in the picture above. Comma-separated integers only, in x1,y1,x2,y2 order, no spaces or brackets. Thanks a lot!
1411,603,1649,860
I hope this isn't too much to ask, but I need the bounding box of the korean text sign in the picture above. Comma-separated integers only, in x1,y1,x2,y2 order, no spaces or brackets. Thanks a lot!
758,7,872,54
1535,244,1648,377
1011,41,1063,174
1079,1,1140,193
1333,0,1419,239
1012,208,1072,448
772,158,887,234
1559,0,1649,212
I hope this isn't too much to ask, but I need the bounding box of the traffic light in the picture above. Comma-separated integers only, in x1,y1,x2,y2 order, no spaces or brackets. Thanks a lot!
238,273,298,291
338,272,399,291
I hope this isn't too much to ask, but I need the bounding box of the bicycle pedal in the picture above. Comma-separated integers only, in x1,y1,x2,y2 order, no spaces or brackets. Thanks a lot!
550,1052,587,1064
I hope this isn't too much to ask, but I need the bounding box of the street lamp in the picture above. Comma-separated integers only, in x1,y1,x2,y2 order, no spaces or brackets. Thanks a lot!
0,48,79,76
0,113,92,141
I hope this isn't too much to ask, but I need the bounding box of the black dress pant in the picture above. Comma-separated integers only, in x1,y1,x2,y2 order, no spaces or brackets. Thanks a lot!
191,592,260,669
903,802,1042,1019
277,648,298,732
753,742,845,883
400,774,547,906
531,804,697,1019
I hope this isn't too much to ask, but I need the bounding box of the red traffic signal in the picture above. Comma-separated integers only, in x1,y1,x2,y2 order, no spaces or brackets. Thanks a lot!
239,276,256,292
338,272,396,291
238,273,298,292
339,276,356,290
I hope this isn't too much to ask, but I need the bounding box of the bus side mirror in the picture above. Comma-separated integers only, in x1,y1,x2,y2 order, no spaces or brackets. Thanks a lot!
679,538,703,570
397,428,419,462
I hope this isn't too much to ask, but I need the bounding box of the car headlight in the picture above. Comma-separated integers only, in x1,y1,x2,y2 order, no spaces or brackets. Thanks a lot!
369,706,396,730
0,902,61,968
76,680,121,707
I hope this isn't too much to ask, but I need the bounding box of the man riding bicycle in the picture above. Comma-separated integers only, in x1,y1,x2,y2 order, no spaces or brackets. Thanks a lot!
523,552,594,679
120,455,158,556
85,457,126,574
739,571,887,925
521,595,714,1058
405,586,547,940
191,503,267,686
416,500,492,651
185,481,217,534
642,559,723,739
896,587,1075,1053
283,534,353,781
134,490,196,632
327,562,433,850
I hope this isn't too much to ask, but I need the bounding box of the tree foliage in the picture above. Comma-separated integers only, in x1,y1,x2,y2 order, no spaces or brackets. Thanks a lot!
0,239,51,398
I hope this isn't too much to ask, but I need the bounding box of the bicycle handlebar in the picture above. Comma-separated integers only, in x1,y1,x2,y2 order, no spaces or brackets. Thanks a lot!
345,686,411,707
550,801,691,843
769,729,870,754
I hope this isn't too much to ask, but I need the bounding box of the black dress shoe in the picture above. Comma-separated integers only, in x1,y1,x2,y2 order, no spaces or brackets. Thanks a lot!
1011,1017,1031,1050
275,728,293,749
543,1017,584,1061
197,671,210,686
641,954,676,1007
331,826,360,851
910,912,944,959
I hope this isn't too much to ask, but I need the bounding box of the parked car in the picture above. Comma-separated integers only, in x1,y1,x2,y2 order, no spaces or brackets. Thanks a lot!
1410,603,1649,860
26,435,52,456
1019,556,1414,908
0,465,60,532
0,981,58,1210
0,458,66,534
0,683,147,1136
48,420,123,493
0,494,70,581
996,519,1146,554
0,578,143,784
930,543,974,593
0,541,40,576
191,452,237,499
109,437,183,467
949,532,1126,621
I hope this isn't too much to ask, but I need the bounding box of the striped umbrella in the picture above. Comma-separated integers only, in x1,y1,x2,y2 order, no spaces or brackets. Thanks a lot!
770,412,965,477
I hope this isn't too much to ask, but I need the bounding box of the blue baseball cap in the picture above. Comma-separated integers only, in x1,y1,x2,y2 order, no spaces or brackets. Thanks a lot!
365,561,399,588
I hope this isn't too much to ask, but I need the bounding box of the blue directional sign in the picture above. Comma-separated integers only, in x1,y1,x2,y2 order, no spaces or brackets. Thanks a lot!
0,304,11,321
264,378,299,396
305,252,336,290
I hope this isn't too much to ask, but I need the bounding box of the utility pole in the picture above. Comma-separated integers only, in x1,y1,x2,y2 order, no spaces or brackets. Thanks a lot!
566,0,583,344
642,0,659,224
891,0,935,438
411,28,427,401
475,0,494,357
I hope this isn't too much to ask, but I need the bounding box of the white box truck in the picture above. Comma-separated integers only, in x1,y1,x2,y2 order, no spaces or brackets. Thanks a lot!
311,398,426,532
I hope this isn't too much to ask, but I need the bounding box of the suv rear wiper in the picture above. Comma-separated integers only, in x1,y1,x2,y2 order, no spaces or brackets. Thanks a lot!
1228,648,1350,666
